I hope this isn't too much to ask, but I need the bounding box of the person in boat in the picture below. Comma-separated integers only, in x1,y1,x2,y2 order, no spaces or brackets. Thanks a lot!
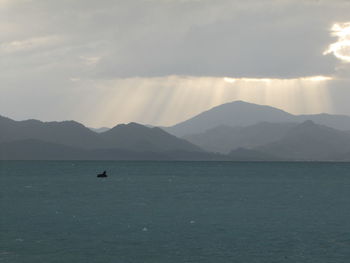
97,171,107,177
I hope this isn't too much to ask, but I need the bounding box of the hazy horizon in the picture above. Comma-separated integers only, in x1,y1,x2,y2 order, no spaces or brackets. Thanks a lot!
3,99,350,129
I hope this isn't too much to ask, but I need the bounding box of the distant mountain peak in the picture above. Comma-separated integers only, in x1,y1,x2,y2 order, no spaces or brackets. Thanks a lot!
108,122,150,131
165,100,294,136
165,100,350,137
215,100,288,111
92,121,203,152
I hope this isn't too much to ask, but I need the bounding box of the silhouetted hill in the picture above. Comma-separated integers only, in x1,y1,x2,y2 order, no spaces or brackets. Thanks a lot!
0,139,88,160
184,122,297,153
165,101,294,136
165,101,350,137
0,116,202,159
0,115,104,149
228,148,282,161
256,121,350,160
297,114,350,131
100,122,202,152
335,152,350,162
0,139,219,160
2,112,350,161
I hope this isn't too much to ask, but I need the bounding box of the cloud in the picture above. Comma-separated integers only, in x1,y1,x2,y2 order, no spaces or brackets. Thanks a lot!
1,0,349,79
80,56,102,66
0,35,61,54
324,22,350,62
93,0,345,78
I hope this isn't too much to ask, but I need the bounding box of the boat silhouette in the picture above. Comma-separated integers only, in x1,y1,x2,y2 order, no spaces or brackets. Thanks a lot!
97,171,107,178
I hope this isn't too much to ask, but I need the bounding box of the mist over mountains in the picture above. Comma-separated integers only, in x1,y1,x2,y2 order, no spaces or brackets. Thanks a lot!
184,122,297,154
165,101,350,137
2,101,350,161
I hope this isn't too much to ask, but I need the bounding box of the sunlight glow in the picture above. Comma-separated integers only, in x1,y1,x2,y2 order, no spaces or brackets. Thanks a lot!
224,76,332,84
74,76,333,128
300,76,333,81
324,22,350,62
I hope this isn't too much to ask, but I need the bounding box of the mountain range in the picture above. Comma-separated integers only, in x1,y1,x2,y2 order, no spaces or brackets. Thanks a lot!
256,120,350,161
2,101,350,161
0,116,206,160
164,100,350,137
184,122,297,154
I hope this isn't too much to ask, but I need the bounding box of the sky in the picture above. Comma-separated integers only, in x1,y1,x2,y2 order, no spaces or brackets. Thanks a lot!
0,0,350,128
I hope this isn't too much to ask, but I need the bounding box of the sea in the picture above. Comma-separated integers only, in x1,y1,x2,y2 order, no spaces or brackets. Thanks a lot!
1,161,350,263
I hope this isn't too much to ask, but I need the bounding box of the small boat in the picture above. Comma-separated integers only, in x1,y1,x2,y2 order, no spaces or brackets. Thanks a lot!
97,171,107,178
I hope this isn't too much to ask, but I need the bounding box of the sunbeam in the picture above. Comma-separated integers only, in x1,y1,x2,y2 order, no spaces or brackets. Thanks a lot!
73,76,333,128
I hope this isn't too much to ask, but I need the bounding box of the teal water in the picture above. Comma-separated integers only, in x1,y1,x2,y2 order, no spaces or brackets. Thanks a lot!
1,161,350,263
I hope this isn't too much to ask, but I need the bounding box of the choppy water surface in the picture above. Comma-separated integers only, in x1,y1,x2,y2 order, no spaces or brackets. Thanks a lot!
1,161,350,263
